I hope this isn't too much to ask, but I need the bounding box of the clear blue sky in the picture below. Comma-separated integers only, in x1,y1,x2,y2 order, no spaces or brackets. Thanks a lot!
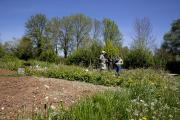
0,0,179,47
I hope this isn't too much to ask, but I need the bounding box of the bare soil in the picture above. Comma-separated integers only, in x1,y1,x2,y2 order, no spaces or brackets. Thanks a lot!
0,69,114,120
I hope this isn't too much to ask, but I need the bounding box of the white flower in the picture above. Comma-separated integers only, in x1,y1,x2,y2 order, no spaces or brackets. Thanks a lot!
151,102,155,106
51,105,56,110
131,99,137,103
85,69,89,72
169,114,173,118
1,107,4,110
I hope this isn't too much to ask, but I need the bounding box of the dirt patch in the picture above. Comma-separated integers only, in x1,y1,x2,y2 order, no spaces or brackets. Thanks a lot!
0,69,16,75
0,74,115,120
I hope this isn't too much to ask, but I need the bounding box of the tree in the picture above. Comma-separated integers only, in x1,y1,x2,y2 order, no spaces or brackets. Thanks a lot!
25,14,48,56
59,16,74,58
71,14,92,49
0,43,5,58
15,37,34,60
91,19,102,41
131,17,155,51
125,18,155,68
104,40,119,59
50,17,61,54
103,18,122,46
162,18,180,57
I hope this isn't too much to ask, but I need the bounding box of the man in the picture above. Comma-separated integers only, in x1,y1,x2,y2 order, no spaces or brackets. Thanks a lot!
99,51,107,71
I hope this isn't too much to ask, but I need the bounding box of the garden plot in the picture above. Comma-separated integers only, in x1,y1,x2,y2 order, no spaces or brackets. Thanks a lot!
0,69,114,120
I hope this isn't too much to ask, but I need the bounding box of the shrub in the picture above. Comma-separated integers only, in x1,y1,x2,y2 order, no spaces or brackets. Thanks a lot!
68,41,102,68
0,54,24,70
124,48,154,68
39,50,59,63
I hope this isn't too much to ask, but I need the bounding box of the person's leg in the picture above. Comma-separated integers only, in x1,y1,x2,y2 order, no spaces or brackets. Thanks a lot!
117,65,120,76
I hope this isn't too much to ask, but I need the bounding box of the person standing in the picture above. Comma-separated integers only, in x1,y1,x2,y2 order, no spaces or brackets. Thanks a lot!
114,57,123,76
99,51,107,71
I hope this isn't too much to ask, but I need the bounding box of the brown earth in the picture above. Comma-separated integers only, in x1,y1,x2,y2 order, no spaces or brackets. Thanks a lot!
0,69,115,120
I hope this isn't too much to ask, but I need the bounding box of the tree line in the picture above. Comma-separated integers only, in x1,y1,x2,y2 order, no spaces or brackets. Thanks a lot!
0,14,179,73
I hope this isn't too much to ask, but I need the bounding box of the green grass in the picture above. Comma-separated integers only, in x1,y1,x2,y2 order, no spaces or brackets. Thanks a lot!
0,58,180,120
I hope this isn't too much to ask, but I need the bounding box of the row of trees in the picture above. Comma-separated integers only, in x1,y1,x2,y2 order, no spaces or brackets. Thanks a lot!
23,14,122,59
0,14,179,73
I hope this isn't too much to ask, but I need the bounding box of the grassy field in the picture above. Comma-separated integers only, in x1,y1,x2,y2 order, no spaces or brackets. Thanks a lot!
0,57,180,120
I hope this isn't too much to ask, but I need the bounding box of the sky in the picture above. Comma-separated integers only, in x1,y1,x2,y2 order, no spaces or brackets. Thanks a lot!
0,0,179,48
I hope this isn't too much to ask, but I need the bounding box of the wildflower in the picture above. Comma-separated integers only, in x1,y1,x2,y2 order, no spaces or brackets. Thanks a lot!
85,69,89,72
126,108,131,112
142,116,147,120
51,105,56,110
1,107,4,110
131,99,137,103
151,102,155,106
169,114,173,118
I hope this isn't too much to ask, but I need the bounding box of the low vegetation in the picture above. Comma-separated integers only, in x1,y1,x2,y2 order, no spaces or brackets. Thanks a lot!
0,57,179,120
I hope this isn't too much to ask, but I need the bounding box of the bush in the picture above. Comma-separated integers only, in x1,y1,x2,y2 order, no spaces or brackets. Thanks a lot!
124,49,154,68
0,43,5,58
68,41,102,68
39,50,59,63
0,54,24,70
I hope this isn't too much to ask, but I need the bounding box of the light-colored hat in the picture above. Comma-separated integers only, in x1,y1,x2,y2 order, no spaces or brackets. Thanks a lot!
102,51,106,54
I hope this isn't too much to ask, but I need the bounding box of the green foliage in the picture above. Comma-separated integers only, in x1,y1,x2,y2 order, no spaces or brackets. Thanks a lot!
104,40,119,59
0,54,24,70
39,50,59,63
124,48,154,68
25,13,48,56
15,37,34,60
62,90,130,120
68,41,102,68
0,43,5,58
103,18,122,46
71,14,92,49
153,48,172,69
60,69,180,120
59,16,74,58
162,18,180,56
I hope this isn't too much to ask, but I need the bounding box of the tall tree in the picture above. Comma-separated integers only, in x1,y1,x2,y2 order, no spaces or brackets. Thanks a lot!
131,17,155,51
162,18,180,56
50,17,61,54
103,18,122,46
25,14,48,56
59,16,74,58
91,19,102,41
71,14,92,49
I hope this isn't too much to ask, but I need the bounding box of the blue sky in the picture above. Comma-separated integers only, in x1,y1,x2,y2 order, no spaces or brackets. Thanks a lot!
0,0,179,47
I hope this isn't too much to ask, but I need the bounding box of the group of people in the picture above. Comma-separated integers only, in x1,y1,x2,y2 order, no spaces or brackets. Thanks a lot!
99,51,123,76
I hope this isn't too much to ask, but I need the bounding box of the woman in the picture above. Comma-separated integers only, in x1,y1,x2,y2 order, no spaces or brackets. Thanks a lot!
114,57,123,76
